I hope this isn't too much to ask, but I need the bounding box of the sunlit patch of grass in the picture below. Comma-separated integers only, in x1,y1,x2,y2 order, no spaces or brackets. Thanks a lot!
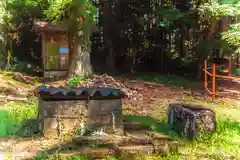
0,98,38,136
179,118,240,159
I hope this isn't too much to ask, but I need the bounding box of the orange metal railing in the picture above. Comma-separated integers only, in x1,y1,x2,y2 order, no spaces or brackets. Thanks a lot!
203,60,240,100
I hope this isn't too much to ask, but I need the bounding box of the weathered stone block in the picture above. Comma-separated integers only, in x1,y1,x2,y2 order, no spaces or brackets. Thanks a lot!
38,99,123,138
115,145,155,156
86,99,123,134
38,99,87,138
43,117,59,138
168,103,216,140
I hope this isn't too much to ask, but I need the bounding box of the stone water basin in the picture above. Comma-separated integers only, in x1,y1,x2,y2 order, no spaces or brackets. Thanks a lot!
35,86,125,138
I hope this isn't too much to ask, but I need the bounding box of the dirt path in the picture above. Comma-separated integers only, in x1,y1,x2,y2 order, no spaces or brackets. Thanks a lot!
0,137,61,159
217,79,240,100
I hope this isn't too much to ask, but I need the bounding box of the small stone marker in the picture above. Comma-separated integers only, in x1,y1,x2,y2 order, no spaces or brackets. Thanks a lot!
168,103,216,140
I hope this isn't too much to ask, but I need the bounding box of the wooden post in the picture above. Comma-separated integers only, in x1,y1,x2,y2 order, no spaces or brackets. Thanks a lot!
204,60,207,89
212,64,216,100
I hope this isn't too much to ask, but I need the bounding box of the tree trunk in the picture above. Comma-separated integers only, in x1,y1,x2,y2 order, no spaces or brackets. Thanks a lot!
206,20,217,40
68,31,92,78
219,16,229,58
105,48,115,72
197,20,217,79
180,34,187,58
67,5,93,78
0,24,7,68
102,0,116,72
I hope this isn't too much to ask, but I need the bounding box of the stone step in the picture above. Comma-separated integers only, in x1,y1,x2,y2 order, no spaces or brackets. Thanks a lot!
72,135,152,146
48,147,117,159
115,145,154,156
124,129,149,138
152,140,178,156
146,131,173,141
125,130,175,143
53,143,177,158
55,145,152,157
73,147,116,159
72,132,178,157
123,120,150,130
124,130,178,155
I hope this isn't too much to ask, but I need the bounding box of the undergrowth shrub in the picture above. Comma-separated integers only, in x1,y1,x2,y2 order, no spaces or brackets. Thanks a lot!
68,76,87,88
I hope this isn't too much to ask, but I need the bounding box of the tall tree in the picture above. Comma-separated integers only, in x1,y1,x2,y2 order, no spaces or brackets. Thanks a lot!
45,0,97,77
0,0,8,67
102,0,116,72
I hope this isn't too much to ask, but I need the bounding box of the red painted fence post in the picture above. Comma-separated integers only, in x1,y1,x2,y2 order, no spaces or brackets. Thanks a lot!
228,61,231,76
212,64,216,100
204,60,207,89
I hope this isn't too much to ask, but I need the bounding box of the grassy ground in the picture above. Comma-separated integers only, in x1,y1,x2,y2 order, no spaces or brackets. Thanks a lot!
0,73,239,160
0,100,38,136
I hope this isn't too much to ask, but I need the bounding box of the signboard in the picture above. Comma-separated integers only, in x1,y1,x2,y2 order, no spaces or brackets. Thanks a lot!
59,47,69,54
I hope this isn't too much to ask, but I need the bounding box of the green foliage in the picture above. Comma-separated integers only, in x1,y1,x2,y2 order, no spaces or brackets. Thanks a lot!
45,0,97,24
198,3,236,20
222,23,240,53
44,0,71,23
156,7,190,29
68,76,87,88
193,39,233,57
5,0,49,26
0,1,7,25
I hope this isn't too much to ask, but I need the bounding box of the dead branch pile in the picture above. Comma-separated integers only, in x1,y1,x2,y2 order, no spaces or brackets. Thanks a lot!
79,74,142,101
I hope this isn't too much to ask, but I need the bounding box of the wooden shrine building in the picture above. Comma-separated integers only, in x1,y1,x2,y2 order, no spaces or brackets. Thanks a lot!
34,21,98,78
34,21,70,78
